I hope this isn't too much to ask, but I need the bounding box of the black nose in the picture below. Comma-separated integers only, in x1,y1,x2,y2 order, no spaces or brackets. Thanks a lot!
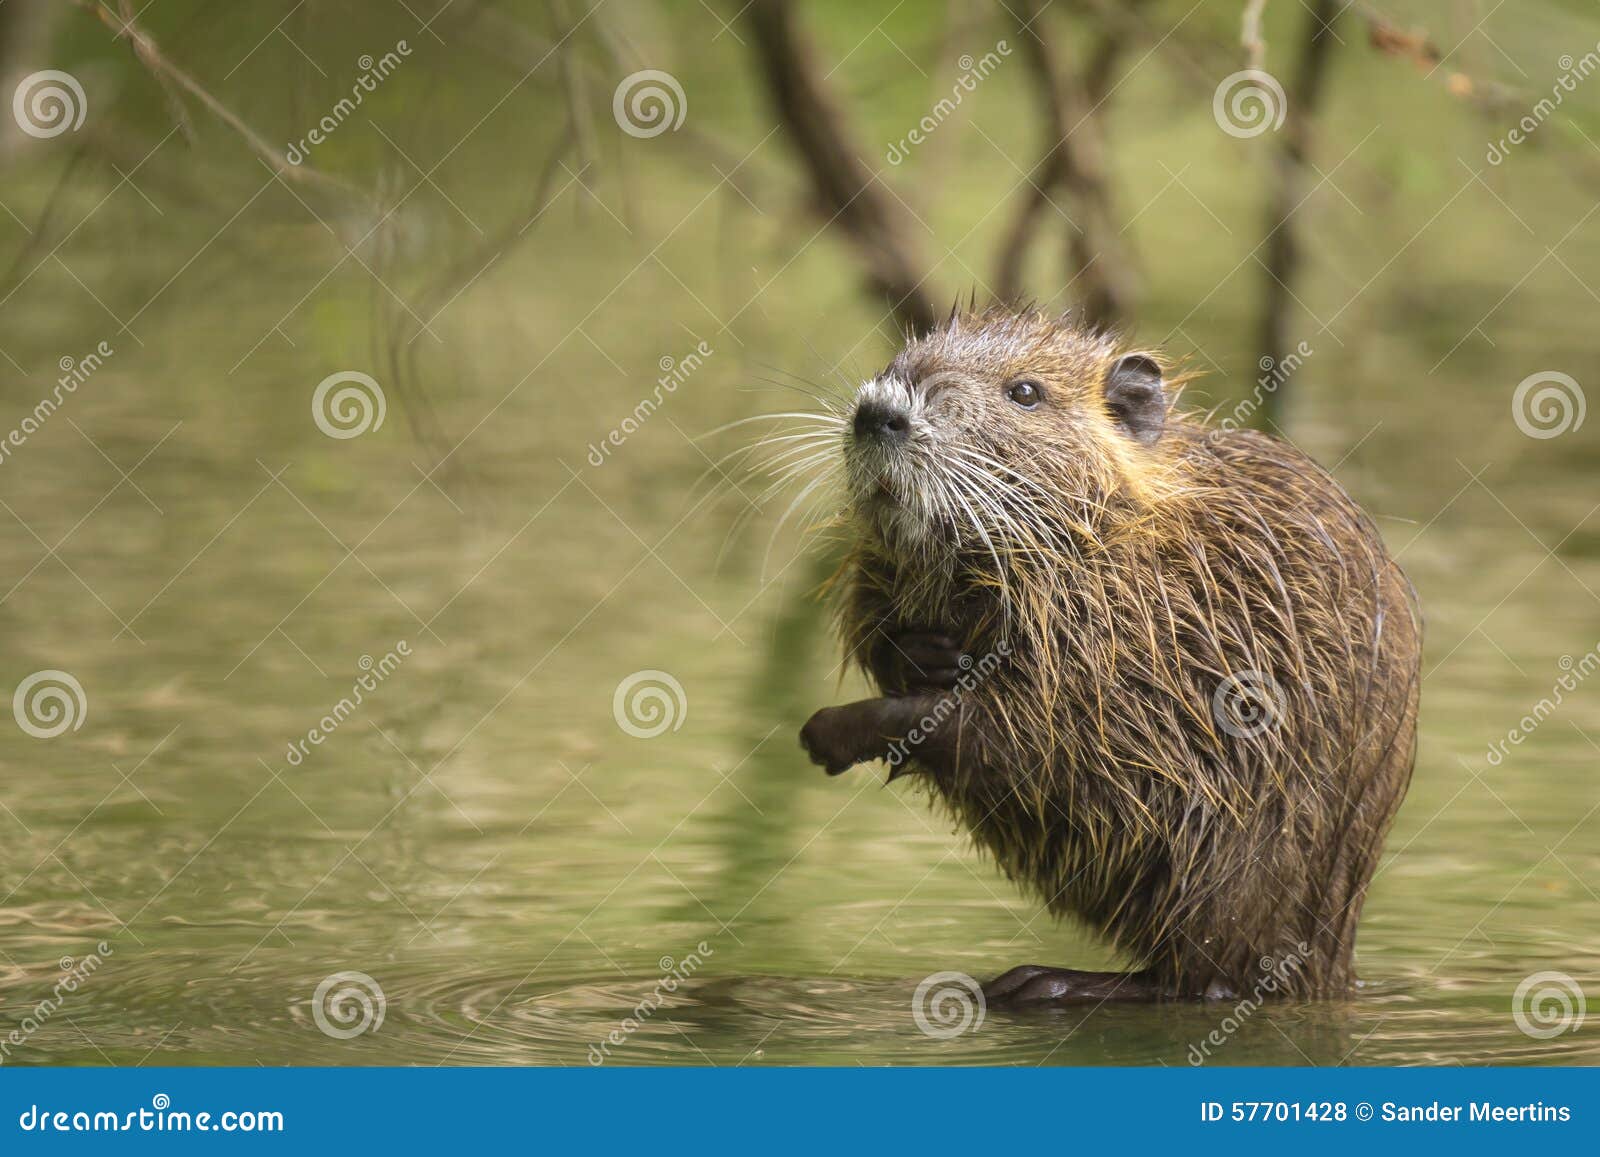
852,400,910,444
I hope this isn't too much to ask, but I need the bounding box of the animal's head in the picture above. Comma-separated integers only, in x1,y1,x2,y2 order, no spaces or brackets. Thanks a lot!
843,309,1174,554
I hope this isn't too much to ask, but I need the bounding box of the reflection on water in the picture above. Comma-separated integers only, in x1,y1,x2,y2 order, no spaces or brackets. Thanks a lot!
2,2,1599,1068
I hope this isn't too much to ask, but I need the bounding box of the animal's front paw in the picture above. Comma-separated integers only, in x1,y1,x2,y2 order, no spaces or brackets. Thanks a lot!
800,705,864,775
889,629,966,690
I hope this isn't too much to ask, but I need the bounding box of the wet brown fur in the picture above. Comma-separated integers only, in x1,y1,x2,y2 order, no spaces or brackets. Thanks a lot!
816,308,1421,999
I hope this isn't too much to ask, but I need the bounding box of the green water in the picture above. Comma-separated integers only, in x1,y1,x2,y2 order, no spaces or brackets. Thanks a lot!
1,0,1597,1066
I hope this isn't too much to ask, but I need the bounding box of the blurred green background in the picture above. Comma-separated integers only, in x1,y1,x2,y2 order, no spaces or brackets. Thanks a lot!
0,0,1596,1065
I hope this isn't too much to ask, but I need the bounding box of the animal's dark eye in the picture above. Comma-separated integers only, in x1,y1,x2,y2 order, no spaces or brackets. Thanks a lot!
1007,380,1043,409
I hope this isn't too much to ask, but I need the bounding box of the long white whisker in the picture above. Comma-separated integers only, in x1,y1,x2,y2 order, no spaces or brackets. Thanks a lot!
697,411,846,441
764,468,841,579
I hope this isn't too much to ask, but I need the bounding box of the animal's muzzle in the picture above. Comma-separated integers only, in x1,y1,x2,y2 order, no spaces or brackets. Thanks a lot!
852,399,910,446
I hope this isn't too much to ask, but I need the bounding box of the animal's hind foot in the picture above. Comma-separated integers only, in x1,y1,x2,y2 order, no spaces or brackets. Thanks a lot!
982,965,1170,1006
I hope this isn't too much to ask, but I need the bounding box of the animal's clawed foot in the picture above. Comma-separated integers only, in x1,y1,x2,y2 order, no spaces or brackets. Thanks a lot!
887,629,966,691
982,965,1169,1006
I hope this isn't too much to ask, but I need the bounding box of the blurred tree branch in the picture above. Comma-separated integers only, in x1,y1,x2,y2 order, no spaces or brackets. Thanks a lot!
1352,2,1515,109
1254,0,1339,428
995,0,1143,325
1241,0,1269,71
70,0,363,203
736,0,937,336
451,1,774,214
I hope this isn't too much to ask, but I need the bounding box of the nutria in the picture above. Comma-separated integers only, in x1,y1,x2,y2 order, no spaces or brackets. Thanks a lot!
794,307,1420,1005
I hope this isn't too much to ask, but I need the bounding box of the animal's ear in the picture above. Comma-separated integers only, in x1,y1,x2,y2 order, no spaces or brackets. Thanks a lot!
1104,353,1165,445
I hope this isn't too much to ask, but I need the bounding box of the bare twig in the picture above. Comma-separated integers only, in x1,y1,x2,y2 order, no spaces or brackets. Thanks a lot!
73,0,362,202
114,0,195,143
550,0,599,220
1241,0,1270,71
736,0,936,336
0,142,93,306
1351,1,1515,109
